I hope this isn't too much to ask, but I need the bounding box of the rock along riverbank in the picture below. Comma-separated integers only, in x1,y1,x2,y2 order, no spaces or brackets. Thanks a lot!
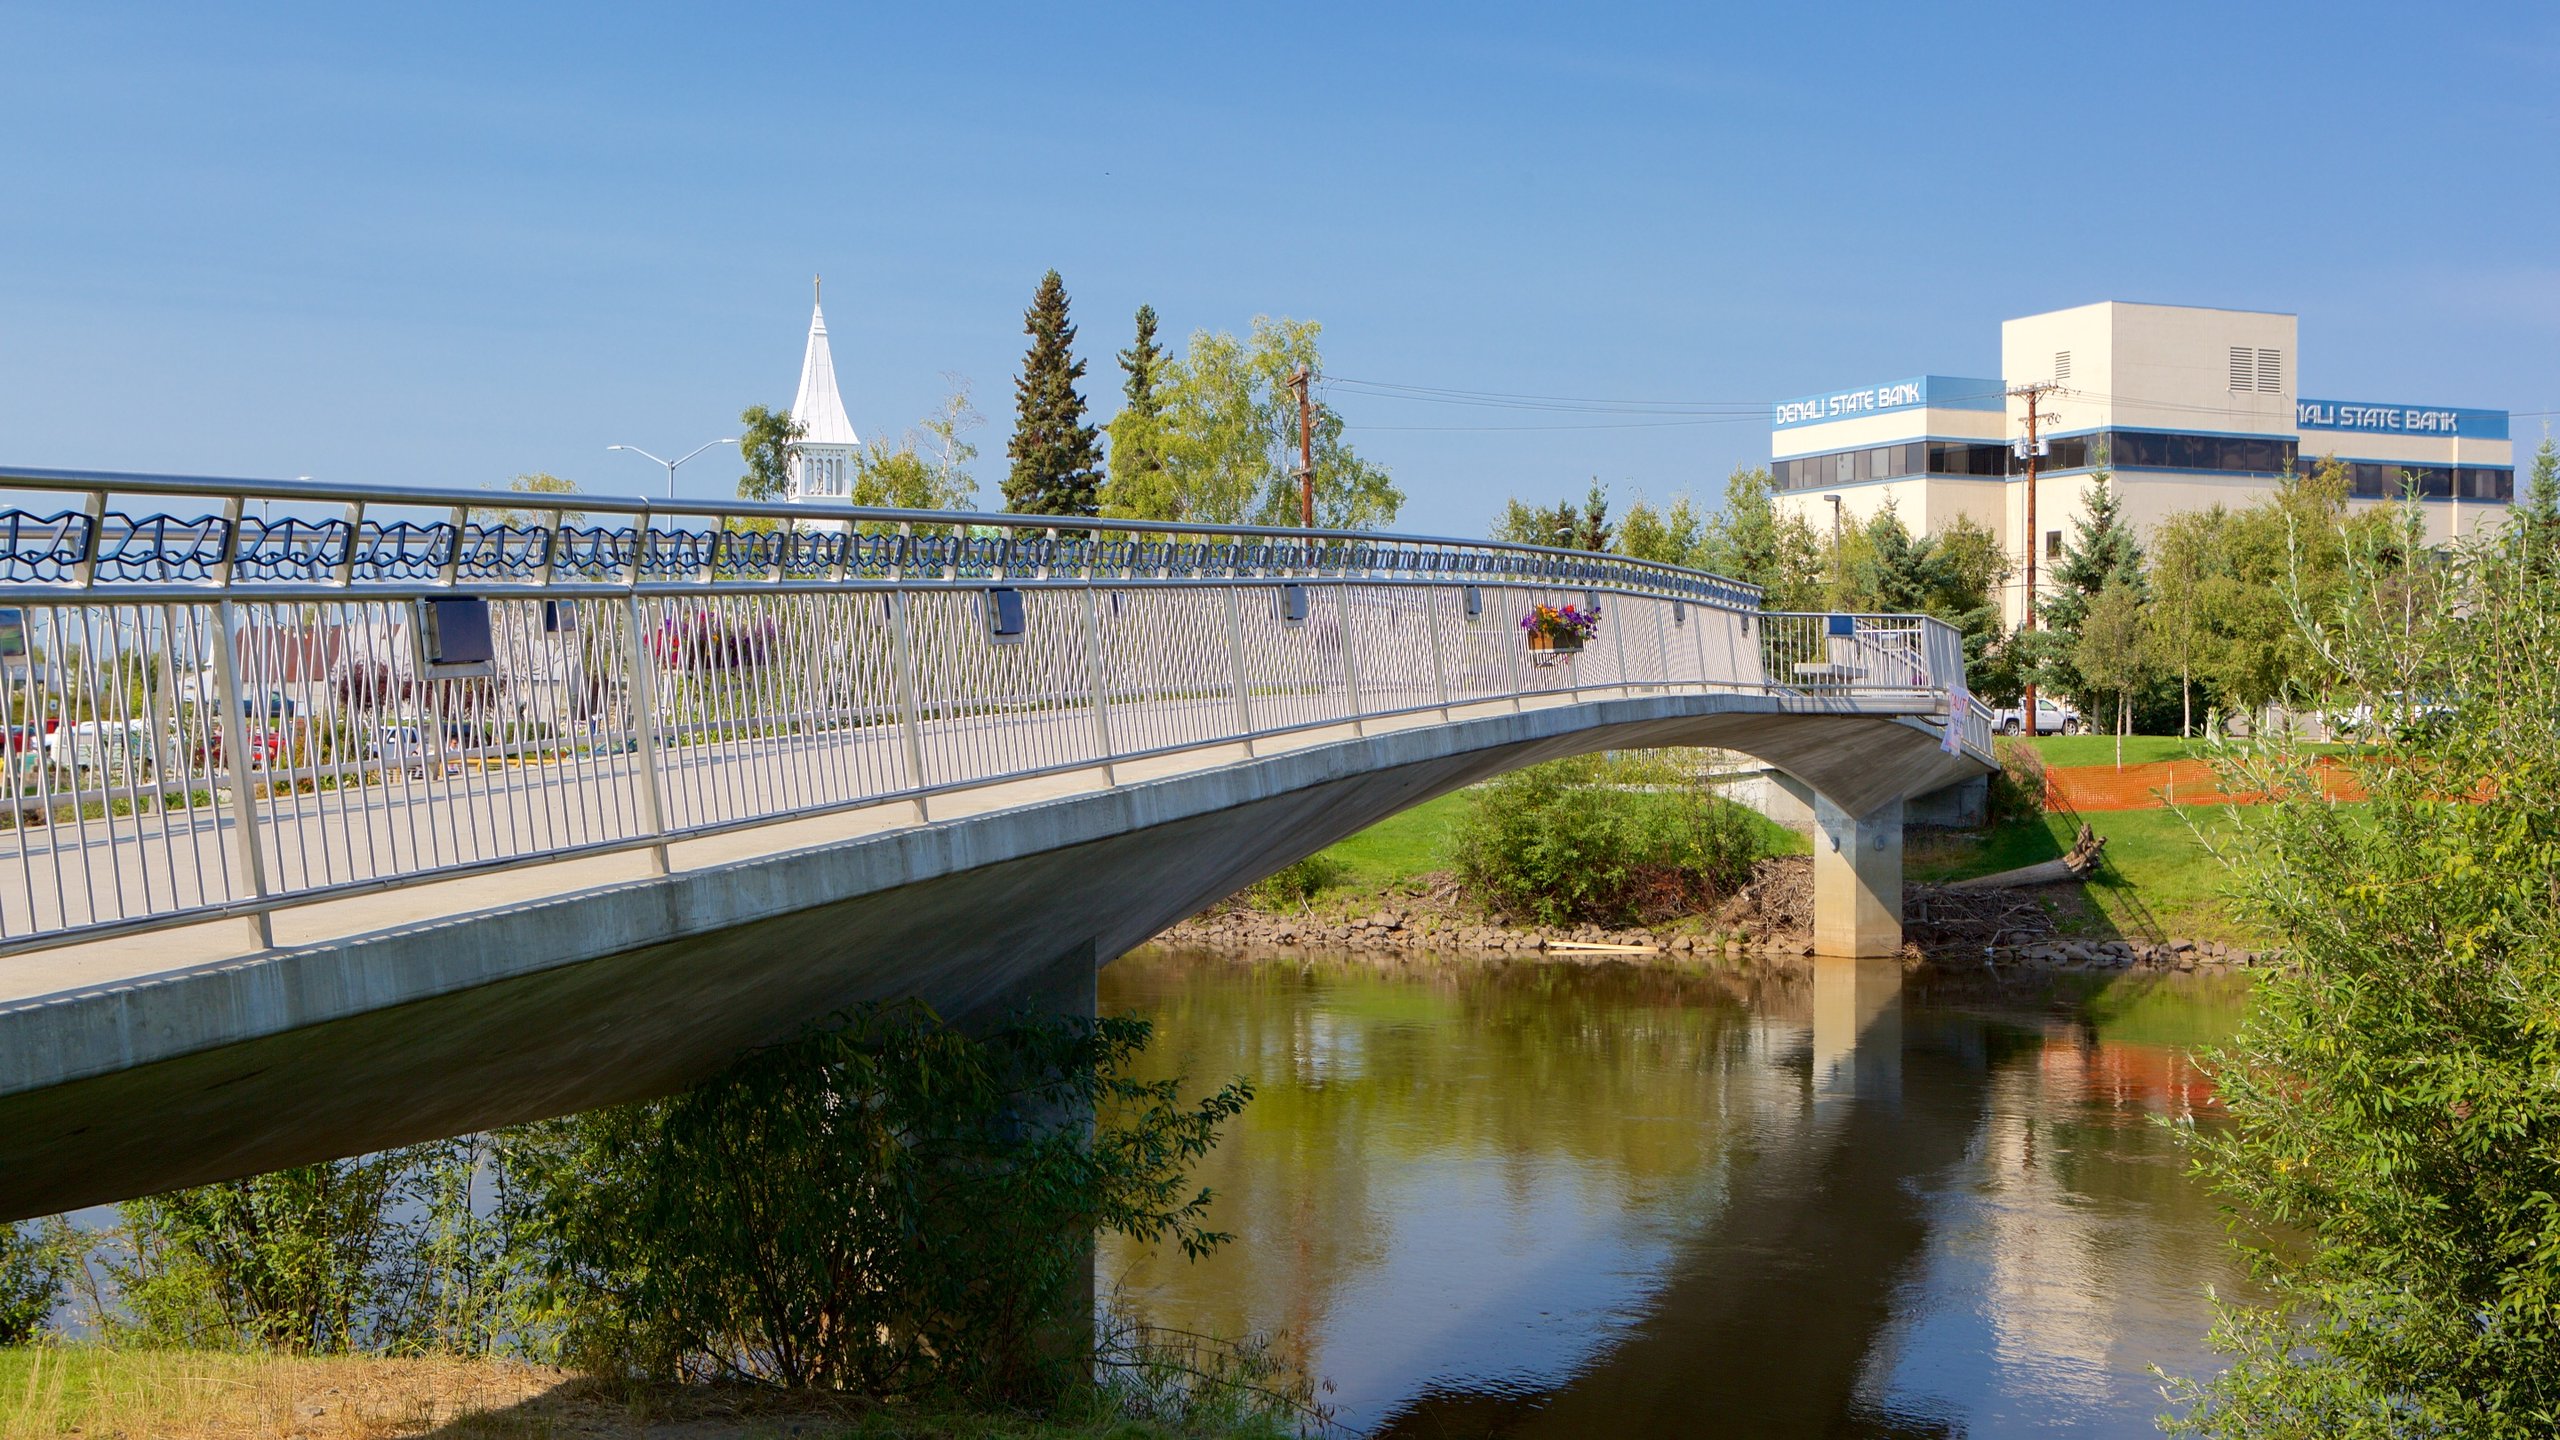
1152,857,2267,978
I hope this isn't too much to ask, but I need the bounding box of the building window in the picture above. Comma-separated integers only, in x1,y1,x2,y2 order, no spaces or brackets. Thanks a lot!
2330,461,2515,502
2046,530,2063,560
1773,428,2308,492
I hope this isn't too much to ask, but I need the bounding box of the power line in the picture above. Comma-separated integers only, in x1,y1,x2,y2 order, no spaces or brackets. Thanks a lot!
1327,369,2553,428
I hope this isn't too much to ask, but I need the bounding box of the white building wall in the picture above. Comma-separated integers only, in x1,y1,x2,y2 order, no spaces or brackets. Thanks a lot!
2003,302,2299,439
1776,301,2514,631
1770,407,2002,459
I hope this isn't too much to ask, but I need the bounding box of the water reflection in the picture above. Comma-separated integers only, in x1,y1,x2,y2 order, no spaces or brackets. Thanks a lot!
1099,949,2249,1438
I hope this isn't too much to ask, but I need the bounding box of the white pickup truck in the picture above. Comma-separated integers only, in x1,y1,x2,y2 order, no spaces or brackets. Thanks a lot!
1988,696,2084,736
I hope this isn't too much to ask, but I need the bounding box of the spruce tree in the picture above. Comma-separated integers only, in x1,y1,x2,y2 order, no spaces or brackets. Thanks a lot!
2034,469,2147,711
2523,436,2559,539
1104,305,1167,505
1002,270,1103,517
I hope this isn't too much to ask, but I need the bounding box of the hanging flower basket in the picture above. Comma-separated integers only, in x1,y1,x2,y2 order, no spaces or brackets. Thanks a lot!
1521,603,1598,656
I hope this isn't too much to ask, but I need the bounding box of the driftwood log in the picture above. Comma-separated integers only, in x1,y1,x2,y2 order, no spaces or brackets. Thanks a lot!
1946,823,2106,891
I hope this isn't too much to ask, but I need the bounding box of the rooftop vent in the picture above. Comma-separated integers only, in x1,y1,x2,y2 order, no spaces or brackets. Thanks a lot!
2256,348,2284,394
2053,351,2072,383
2229,346,2256,392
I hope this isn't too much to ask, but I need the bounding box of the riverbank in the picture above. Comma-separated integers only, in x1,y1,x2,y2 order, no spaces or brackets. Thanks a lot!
1158,855,2265,976
0,1345,1287,1439
1156,763,2272,975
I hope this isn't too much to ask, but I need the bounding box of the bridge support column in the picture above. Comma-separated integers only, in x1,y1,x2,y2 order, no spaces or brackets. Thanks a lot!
1812,796,1902,958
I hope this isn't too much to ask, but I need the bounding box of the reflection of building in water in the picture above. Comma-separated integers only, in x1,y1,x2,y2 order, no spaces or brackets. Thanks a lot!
1965,1027,2223,1409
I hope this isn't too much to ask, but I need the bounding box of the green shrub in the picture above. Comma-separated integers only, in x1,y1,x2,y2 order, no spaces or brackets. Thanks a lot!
0,1219,72,1344
1451,753,1767,927
2162,499,2560,1432
112,1149,439,1353
503,1002,1250,1409
1242,853,1341,910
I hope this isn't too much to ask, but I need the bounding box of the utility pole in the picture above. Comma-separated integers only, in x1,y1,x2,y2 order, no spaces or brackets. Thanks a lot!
1290,365,1316,527
1822,493,1844,589
2008,382,2061,738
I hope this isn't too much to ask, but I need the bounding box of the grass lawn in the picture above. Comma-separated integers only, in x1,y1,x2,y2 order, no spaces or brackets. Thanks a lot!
1311,791,1469,891
1908,805,2261,942
2022,733,2353,769
1260,764,2254,943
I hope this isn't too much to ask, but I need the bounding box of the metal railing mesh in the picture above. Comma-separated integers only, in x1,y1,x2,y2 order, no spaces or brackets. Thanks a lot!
0,469,1983,953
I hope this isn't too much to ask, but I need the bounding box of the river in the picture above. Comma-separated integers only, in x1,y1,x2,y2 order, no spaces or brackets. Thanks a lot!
1098,946,2253,1438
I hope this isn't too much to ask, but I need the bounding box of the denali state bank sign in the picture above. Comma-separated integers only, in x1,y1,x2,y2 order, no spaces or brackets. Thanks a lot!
2297,400,2505,439
1771,376,2005,429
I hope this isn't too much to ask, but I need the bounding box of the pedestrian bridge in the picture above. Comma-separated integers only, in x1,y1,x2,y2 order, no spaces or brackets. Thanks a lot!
0,468,1990,1221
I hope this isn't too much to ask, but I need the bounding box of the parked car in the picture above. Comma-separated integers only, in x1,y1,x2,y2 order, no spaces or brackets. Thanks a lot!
2329,692,2455,742
193,726,285,771
1989,696,2084,736
46,719,157,777
369,724,453,778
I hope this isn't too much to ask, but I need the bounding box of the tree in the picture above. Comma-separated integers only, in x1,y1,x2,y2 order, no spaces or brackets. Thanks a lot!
505,1005,1249,1406
0,1219,70,1344
2031,469,2146,711
1492,497,1574,548
1107,317,1402,529
108,1150,478,1353
1571,481,1613,551
1615,492,1707,568
2075,580,2153,769
486,473,584,529
1494,482,1613,552
1002,271,1103,518
851,384,983,516
1832,505,2011,688
2213,458,2367,721
2164,499,2560,1434
738,405,804,503
1696,466,1827,611
2147,506,2245,737
2520,436,2559,575
1102,305,1168,513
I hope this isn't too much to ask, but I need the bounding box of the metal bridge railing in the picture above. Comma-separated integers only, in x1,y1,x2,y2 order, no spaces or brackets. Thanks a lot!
0,468,1983,956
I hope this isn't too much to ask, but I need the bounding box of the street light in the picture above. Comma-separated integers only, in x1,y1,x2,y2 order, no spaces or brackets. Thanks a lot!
607,438,742,501
1822,492,1844,564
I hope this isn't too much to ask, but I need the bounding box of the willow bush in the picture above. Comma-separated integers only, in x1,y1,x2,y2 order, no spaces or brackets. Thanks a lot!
2165,500,2560,1435
105,1141,495,1354
503,1003,1251,1409
0,1220,72,1344
1451,752,1763,927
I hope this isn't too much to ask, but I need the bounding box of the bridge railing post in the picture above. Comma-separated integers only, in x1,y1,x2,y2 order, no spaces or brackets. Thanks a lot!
1223,586,1255,757
619,595,673,876
1611,593,1632,699
1337,585,1365,736
1426,584,1452,718
1080,584,1116,786
890,525,933,820
210,589,274,950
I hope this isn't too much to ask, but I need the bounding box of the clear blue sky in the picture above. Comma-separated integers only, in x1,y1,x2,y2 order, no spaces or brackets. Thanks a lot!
5,2,2555,535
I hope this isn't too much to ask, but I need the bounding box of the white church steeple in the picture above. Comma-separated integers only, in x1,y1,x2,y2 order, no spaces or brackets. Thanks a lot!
788,277,860,502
